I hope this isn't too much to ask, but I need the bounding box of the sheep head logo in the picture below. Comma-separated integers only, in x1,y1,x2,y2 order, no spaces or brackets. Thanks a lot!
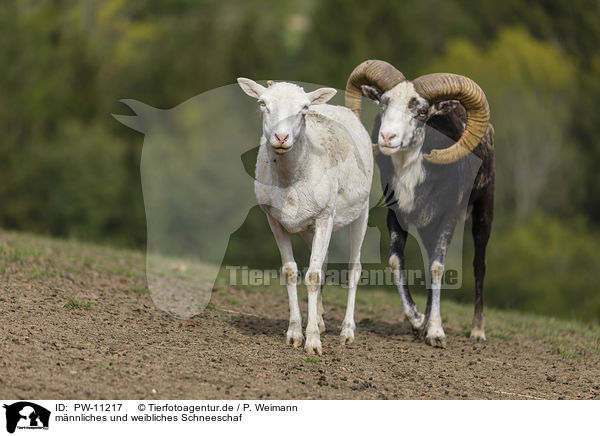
3,402,51,433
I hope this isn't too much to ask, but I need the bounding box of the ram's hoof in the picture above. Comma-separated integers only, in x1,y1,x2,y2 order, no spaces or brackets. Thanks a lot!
470,328,486,343
407,311,425,332
425,325,447,348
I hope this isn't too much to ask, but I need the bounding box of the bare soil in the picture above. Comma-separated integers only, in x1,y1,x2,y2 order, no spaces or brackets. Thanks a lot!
1,232,599,400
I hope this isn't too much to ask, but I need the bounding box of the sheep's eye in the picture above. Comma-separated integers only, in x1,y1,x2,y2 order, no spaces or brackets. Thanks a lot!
258,100,269,112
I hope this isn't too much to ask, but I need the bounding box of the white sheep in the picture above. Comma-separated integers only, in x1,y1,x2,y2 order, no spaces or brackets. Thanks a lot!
237,78,373,354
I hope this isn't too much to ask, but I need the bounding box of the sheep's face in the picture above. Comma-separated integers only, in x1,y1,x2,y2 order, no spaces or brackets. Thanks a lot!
238,78,337,154
362,82,457,156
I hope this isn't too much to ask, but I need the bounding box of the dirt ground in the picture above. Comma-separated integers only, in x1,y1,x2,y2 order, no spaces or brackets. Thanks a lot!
1,232,599,400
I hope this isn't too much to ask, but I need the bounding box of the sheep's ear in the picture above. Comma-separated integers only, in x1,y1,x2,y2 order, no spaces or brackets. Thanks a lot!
237,77,266,99
361,85,382,104
307,87,337,105
433,100,459,116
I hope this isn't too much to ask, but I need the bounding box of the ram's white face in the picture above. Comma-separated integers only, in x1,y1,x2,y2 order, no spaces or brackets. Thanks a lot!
363,82,457,156
238,78,336,154
362,82,429,155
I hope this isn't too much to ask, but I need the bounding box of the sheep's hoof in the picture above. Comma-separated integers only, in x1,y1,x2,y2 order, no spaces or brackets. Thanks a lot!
414,320,427,340
407,311,425,332
339,322,355,345
286,327,304,348
470,328,486,343
304,335,322,355
339,334,354,346
425,325,447,348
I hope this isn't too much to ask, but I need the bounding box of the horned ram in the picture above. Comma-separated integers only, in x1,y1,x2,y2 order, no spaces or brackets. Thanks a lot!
345,60,494,348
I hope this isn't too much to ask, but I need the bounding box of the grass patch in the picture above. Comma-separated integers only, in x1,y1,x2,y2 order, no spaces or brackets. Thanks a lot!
64,298,94,310
131,286,150,296
226,297,241,306
553,346,582,359
2,245,41,262
98,362,119,371
304,356,319,364
26,265,59,280
106,264,143,279
0,230,146,280
82,256,97,268
488,331,515,341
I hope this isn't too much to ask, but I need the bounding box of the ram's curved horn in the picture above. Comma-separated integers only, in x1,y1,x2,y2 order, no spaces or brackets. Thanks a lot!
345,60,406,117
413,73,490,165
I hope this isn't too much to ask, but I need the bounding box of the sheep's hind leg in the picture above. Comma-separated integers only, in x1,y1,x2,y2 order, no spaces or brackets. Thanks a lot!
266,214,303,347
340,207,368,345
470,192,493,342
304,216,333,355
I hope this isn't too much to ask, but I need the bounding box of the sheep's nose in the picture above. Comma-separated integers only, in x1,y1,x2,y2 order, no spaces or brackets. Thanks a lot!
275,134,289,144
380,132,396,144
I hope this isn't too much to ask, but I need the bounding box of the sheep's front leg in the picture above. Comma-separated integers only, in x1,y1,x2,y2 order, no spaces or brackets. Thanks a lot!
340,207,369,345
265,214,303,347
388,210,425,330
305,216,334,355
301,231,327,334
425,259,446,348
317,256,327,334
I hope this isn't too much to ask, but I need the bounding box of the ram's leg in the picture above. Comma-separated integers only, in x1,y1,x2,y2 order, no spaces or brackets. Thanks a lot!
470,191,493,342
340,207,369,345
266,214,303,347
301,231,327,334
425,259,446,348
304,216,333,355
387,209,425,330
421,220,456,348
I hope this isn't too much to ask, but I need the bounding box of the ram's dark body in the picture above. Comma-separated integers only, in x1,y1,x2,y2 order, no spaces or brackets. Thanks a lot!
372,105,495,336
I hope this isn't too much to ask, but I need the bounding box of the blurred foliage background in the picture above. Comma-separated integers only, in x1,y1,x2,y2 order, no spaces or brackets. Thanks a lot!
1,0,599,322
